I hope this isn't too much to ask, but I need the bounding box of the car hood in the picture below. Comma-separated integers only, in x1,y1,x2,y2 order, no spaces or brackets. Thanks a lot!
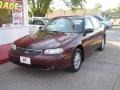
15,31,78,50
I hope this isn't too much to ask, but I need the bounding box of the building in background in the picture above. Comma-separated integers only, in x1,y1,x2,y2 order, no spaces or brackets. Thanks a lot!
46,9,99,18
0,0,29,45
103,12,120,25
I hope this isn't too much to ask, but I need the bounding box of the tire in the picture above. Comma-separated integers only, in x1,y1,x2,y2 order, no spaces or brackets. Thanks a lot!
69,49,83,72
98,37,106,51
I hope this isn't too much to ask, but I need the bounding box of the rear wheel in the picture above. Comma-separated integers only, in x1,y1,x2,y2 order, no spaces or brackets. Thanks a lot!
98,37,105,51
69,49,83,72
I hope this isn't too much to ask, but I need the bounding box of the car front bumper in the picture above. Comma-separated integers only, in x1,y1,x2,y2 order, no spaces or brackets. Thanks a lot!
9,49,72,70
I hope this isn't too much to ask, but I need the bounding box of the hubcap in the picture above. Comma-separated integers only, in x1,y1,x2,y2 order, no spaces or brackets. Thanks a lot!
73,52,81,69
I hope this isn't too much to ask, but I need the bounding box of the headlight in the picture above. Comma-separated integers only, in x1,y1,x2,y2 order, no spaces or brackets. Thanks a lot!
11,43,16,50
44,48,64,55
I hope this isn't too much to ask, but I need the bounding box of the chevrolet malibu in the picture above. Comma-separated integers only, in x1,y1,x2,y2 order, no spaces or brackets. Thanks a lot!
9,16,106,72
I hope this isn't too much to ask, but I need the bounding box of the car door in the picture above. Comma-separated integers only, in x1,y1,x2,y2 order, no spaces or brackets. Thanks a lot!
90,16,104,49
82,17,96,55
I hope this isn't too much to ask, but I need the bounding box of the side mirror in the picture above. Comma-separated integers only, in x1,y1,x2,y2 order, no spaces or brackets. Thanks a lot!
85,28,93,33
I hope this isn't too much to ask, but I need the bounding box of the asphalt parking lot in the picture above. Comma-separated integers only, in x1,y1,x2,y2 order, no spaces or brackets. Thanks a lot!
0,26,120,90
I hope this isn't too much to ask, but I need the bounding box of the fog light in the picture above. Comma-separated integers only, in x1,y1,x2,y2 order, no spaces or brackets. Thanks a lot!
51,66,55,69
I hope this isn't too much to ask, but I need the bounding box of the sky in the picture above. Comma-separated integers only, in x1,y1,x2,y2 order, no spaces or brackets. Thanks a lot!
52,0,120,10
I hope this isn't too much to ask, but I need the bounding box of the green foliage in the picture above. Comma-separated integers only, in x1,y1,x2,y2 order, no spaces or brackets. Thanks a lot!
28,0,86,17
93,3,102,11
105,4,120,13
0,9,12,24
28,0,52,17
115,4,120,12
63,0,86,12
28,11,32,17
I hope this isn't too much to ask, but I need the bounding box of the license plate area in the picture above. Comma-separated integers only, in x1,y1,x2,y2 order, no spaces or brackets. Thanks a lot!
20,56,31,65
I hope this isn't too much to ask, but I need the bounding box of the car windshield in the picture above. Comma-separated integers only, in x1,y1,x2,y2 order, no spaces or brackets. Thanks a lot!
43,18,83,33
42,18,49,23
29,19,44,25
29,18,49,25
29,19,33,24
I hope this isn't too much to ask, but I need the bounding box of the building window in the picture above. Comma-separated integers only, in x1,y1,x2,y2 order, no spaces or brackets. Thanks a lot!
0,0,23,29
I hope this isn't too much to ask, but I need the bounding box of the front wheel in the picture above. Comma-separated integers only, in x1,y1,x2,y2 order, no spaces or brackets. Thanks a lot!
69,49,83,72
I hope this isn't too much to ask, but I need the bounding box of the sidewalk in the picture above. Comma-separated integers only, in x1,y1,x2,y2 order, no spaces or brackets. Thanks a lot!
0,44,11,64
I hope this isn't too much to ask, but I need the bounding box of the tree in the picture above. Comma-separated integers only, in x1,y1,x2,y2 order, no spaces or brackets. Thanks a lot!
63,0,86,11
93,3,102,13
0,9,12,24
93,3,102,14
28,0,52,17
28,0,86,17
115,4,120,12
105,4,120,13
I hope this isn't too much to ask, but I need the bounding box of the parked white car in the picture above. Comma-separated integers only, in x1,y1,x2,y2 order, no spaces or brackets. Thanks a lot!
29,17,49,34
94,15,113,29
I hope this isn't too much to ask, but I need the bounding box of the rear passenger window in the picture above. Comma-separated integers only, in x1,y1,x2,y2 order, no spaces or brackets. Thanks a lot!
90,17,101,29
85,18,94,29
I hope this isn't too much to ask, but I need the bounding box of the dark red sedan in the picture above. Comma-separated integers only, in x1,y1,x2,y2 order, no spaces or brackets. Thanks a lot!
9,16,106,72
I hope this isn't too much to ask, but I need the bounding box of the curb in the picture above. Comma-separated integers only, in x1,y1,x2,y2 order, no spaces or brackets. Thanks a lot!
0,44,10,65
0,59,9,65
